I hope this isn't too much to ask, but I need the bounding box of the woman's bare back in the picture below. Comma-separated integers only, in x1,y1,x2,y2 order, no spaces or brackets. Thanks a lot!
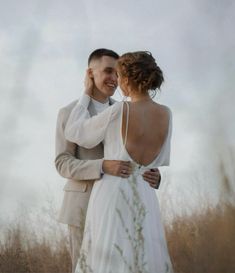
122,101,170,166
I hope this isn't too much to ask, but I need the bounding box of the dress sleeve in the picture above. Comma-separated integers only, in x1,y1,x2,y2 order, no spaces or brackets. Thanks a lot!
64,94,120,149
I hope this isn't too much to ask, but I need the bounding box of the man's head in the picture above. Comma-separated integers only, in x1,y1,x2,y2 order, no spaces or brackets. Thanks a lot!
87,49,119,101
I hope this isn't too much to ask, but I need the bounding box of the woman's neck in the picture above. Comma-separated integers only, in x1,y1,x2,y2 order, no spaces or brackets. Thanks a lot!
130,93,151,103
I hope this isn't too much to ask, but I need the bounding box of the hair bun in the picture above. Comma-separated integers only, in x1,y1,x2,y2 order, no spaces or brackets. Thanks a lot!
117,51,164,94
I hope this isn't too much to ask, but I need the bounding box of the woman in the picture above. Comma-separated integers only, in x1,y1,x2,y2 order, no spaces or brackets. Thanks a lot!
65,51,174,273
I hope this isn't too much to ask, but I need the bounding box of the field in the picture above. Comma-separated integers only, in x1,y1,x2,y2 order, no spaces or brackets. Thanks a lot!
1,166,234,273
1,201,234,273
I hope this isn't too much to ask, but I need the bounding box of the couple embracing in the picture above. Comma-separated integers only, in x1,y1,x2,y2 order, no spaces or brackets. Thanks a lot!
55,49,174,273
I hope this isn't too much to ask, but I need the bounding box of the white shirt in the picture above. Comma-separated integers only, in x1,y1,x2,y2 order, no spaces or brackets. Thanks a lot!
90,98,110,114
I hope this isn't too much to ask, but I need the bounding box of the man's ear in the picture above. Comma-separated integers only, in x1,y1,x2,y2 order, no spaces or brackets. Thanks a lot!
87,68,94,78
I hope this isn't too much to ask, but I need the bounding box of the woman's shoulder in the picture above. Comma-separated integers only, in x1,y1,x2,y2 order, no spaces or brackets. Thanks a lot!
152,102,172,117
162,104,172,118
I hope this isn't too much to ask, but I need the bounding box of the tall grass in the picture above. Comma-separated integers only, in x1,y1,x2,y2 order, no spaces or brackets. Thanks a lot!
0,223,71,273
1,201,234,273
166,201,235,273
166,157,235,273
0,159,234,273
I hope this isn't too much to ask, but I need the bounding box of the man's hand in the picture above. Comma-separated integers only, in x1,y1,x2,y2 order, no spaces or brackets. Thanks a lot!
142,168,161,189
84,69,94,97
102,160,132,178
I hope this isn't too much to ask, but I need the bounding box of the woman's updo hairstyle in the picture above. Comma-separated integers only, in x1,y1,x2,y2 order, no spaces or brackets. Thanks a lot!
117,51,164,95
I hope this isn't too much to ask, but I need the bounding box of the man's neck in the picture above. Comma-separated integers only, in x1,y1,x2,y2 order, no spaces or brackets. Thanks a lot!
92,89,109,103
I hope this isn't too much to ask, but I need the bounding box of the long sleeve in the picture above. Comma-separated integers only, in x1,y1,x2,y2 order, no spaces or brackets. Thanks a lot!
55,106,103,181
65,94,120,149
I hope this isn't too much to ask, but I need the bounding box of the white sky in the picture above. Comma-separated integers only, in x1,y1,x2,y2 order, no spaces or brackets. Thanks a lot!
0,0,235,225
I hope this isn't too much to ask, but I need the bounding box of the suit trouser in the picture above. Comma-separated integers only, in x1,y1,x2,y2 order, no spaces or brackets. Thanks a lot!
68,225,83,273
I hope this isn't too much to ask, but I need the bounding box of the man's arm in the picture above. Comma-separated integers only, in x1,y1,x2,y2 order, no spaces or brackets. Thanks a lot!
55,107,103,181
142,169,161,189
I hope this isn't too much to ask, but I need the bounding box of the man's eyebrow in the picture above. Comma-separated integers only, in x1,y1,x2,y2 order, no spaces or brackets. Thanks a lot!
104,67,115,70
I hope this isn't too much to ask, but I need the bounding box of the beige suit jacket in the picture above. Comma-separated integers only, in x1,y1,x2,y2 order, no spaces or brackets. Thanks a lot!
55,98,115,227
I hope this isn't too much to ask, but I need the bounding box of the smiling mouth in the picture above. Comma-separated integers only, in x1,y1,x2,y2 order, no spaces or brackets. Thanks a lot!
106,83,117,88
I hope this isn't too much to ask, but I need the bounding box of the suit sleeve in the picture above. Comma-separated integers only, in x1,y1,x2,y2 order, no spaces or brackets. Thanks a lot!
55,108,103,181
65,94,120,148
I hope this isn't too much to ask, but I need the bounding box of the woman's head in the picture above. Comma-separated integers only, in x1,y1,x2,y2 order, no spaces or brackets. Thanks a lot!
117,51,164,97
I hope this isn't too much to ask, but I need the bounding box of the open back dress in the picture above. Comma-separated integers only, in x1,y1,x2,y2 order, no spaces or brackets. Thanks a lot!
65,94,174,273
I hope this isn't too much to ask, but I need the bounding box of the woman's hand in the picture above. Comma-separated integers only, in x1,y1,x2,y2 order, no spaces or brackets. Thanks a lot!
84,69,94,97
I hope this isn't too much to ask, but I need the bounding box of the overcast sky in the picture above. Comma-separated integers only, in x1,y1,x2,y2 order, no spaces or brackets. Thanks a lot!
0,0,235,225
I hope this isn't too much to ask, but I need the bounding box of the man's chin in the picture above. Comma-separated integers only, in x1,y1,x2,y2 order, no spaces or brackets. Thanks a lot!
105,88,116,97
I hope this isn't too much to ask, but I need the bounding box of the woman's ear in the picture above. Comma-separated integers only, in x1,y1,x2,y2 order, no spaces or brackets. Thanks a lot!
125,77,129,85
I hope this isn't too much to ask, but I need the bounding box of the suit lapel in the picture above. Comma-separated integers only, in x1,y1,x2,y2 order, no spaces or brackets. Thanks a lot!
109,97,116,105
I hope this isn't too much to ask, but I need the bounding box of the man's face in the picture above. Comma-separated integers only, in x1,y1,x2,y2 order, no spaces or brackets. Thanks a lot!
90,56,118,98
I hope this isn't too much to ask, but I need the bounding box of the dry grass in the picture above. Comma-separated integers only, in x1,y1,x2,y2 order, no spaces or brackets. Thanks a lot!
165,156,235,273
0,224,71,273
1,157,234,273
1,202,234,273
166,201,235,273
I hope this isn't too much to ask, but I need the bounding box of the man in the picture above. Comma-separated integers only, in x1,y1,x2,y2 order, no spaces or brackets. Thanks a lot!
55,48,161,273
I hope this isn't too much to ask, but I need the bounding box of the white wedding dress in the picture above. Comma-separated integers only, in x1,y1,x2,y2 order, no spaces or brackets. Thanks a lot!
65,95,174,273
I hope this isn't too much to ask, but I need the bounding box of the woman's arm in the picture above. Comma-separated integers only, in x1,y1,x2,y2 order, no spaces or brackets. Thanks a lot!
65,94,120,148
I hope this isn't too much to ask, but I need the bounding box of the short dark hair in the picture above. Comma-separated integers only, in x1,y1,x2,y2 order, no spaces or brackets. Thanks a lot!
88,48,119,65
